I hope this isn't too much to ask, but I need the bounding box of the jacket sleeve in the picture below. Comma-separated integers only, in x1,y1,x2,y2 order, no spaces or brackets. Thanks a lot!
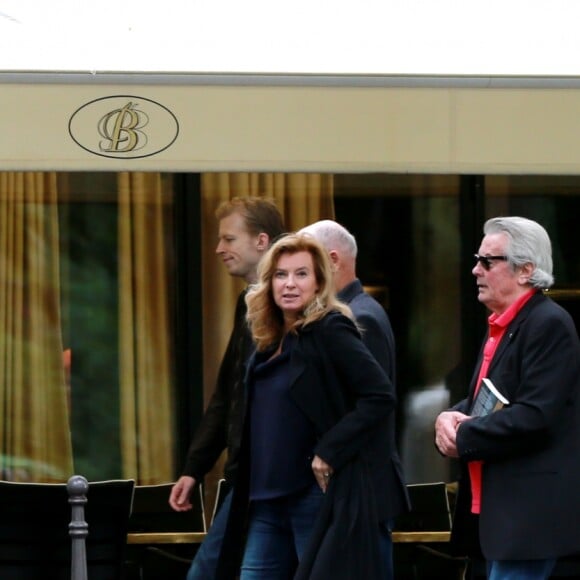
181,293,249,480
181,339,233,480
313,314,396,471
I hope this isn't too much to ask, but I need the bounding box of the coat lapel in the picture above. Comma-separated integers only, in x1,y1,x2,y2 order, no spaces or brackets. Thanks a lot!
487,293,543,375
469,293,544,399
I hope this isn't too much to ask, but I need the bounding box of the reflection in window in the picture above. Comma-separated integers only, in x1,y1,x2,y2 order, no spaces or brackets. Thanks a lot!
334,174,461,483
0,172,72,482
0,171,177,484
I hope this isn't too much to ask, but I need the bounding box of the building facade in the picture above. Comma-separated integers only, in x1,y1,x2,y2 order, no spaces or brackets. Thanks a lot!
1,74,579,488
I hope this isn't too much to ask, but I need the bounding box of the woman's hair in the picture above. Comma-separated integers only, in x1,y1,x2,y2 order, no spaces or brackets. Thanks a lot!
246,233,353,351
484,216,554,288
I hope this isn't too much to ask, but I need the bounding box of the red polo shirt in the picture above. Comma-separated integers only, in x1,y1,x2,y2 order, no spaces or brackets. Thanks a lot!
467,288,537,513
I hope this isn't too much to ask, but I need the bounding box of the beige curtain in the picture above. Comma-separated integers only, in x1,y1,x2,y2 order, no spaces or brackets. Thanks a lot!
118,172,175,484
200,172,334,493
0,172,73,482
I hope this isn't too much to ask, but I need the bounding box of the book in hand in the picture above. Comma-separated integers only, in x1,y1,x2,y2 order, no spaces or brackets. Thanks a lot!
470,378,510,417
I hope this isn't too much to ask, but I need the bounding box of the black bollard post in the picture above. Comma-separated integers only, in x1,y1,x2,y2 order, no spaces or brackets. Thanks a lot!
67,475,89,580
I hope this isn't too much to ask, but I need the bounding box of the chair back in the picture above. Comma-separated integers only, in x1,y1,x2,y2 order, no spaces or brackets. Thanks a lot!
0,478,135,580
128,482,206,534
394,481,452,532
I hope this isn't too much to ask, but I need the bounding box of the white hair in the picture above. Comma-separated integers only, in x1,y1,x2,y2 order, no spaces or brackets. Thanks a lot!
484,216,554,289
299,219,358,258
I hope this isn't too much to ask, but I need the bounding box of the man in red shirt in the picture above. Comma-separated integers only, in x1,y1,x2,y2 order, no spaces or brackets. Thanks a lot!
435,216,580,580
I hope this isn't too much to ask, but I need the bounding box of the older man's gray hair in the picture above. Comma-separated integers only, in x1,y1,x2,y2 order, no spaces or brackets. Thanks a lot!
299,220,358,259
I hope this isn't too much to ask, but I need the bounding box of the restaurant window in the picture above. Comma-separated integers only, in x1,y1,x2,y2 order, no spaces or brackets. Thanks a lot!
4,170,577,488
0,171,180,484
0,170,465,488
334,174,462,484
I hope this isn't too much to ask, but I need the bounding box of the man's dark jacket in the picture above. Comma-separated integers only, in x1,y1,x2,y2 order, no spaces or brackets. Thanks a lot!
337,279,408,519
451,292,580,560
339,279,396,382
182,290,252,483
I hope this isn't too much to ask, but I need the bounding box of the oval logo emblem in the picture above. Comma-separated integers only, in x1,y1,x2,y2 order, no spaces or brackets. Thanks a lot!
69,95,179,159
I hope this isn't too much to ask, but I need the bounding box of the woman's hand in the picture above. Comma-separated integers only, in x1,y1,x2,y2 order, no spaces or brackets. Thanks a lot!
312,454,333,492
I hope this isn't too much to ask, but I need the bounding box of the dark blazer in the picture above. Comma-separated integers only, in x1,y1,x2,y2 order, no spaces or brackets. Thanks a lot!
337,279,408,519
451,292,580,560
338,279,396,382
182,290,252,483
217,310,405,579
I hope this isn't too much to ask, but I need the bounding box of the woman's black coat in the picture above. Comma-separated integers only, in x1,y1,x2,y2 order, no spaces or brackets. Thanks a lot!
217,311,408,579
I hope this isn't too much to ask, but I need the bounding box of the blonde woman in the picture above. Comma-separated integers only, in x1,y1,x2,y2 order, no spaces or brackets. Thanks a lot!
216,233,397,580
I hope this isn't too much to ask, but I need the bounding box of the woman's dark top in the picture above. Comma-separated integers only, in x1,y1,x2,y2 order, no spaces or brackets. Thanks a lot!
248,333,316,500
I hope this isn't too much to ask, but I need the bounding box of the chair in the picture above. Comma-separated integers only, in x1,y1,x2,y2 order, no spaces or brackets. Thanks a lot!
393,482,468,580
0,478,135,580
128,482,206,536
394,481,452,534
125,482,206,579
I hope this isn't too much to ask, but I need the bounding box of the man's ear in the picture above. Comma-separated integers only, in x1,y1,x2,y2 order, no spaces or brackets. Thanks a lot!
328,250,340,268
256,233,269,251
518,262,534,285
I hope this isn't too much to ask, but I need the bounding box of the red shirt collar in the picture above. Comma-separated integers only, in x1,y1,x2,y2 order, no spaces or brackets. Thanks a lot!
489,288,537,329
